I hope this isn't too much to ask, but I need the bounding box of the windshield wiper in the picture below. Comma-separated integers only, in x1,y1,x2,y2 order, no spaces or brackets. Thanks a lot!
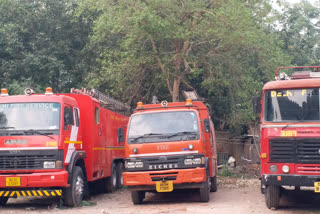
0,127,15,130
23,129,54,139
131,133,163,141
166,131,198,138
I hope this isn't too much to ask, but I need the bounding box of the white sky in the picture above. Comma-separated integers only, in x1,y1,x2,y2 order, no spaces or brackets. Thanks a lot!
276,0,319,5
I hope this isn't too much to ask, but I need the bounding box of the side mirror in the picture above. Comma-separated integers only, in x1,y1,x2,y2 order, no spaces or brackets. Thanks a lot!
117,128,125,143
204,119,210,133
252,96,261,114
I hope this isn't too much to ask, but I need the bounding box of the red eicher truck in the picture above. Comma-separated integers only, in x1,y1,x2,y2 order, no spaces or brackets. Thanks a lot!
123,98,218,204
0,87,129,206
254,66,320,209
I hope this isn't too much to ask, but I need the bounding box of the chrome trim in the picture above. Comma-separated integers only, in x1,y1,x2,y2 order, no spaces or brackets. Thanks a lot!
129,150,198,158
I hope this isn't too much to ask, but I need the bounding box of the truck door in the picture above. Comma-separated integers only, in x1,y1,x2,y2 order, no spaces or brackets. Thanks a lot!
93,104,106,178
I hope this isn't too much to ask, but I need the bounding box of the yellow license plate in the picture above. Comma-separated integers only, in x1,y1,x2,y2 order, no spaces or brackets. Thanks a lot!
315,182,320,193
156,181,173,192
6,177,21,187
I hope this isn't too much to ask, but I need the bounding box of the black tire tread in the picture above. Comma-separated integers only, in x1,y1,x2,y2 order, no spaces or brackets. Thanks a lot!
200,177,210,202
265,185,280,209
63,166,84,207
131,191,145,205
210,176,218,192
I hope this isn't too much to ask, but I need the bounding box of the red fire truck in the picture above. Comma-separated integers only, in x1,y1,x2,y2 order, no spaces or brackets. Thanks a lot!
0,87,129,206
123,98,218,204
254,66,320,209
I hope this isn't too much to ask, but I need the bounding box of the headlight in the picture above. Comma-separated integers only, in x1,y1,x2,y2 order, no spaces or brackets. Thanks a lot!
184,159,193,165
126,162,136,169
282,165,290,173
270,165,278,172
43,161,55,169
135,162,144,168
192,158,202,165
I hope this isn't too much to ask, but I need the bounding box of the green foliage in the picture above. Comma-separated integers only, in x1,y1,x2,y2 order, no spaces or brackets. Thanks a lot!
79,0,291,132
274,0,320,66
1,0,317,134
0,0,91,92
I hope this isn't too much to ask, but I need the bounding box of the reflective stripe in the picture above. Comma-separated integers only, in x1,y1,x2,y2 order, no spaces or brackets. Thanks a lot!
44,191,50,196
10,191,15,197
32,191,38,196
37,191,43,196
21,191,26,197
129,150,199,157
4,191,9,197
27,191,32,196
16,192,21,197
55,190,62,196
0,191,3,196
51,191,56,196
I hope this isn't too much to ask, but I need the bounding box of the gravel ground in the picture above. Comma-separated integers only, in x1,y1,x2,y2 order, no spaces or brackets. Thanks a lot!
1,178,320,214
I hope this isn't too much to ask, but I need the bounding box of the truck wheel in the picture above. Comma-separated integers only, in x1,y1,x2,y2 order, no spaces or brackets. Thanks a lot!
200,176,210,202
0,197,8,206
106,163,117,193
265,185,280,209
63,166,85,207
116,162,124,189
131,191,145,205
210,176,218,192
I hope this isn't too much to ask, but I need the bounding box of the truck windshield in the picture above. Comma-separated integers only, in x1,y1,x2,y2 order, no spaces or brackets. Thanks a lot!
128,111,199,143
264,88,320,122
0,103,61,130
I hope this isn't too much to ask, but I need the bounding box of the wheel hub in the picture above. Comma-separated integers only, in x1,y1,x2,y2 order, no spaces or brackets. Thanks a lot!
75,176,84,197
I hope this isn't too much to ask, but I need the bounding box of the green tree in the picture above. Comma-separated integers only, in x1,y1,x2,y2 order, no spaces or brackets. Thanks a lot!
81,0,290,131
0,0,91,93
275,0,320,66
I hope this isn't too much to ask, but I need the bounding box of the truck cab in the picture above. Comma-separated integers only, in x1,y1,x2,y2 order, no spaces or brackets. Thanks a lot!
0,87,129,207
123,99,217,204
257,66,320,209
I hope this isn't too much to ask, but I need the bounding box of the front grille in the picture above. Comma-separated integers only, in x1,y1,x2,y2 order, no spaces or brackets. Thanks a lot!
150,172,178,181
296,165,320,174
270,138,320,163
0,150,63,170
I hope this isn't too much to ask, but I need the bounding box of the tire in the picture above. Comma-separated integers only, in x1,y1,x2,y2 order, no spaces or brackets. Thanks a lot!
200,176,210,202
210,176,217,192
116,162,124,189
0,197,8,206
265,185,280,210
106,163,117,193
131,191,145,205
63,166,85,207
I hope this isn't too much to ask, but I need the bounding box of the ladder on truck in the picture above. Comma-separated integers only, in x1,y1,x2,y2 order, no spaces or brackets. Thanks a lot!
70,88,131,115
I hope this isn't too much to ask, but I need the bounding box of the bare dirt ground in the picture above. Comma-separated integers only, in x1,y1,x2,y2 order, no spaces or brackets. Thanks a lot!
1,177,320,214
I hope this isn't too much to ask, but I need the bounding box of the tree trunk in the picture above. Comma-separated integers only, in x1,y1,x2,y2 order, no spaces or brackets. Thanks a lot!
172,76,180,102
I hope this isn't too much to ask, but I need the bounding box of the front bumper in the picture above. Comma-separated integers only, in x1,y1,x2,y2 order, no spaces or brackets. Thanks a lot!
0,170,69,188
123,167,206,191
262,174,320,187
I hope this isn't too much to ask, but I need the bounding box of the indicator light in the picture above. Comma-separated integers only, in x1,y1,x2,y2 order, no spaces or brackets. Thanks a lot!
45,87,53,95
0,88,8,96
186,99,192,105
137,102,143,108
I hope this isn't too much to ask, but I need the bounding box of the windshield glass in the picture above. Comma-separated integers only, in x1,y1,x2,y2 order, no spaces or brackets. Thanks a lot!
0,103,61,130
264,88,320,122
128,111,199,143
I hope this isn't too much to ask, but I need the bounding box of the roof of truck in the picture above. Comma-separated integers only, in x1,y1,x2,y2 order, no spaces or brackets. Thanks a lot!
263,78,320,91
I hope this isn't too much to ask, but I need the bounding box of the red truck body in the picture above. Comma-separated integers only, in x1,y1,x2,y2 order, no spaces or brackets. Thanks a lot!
123,99,218,204
0,88,128,206
258,66,320,209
